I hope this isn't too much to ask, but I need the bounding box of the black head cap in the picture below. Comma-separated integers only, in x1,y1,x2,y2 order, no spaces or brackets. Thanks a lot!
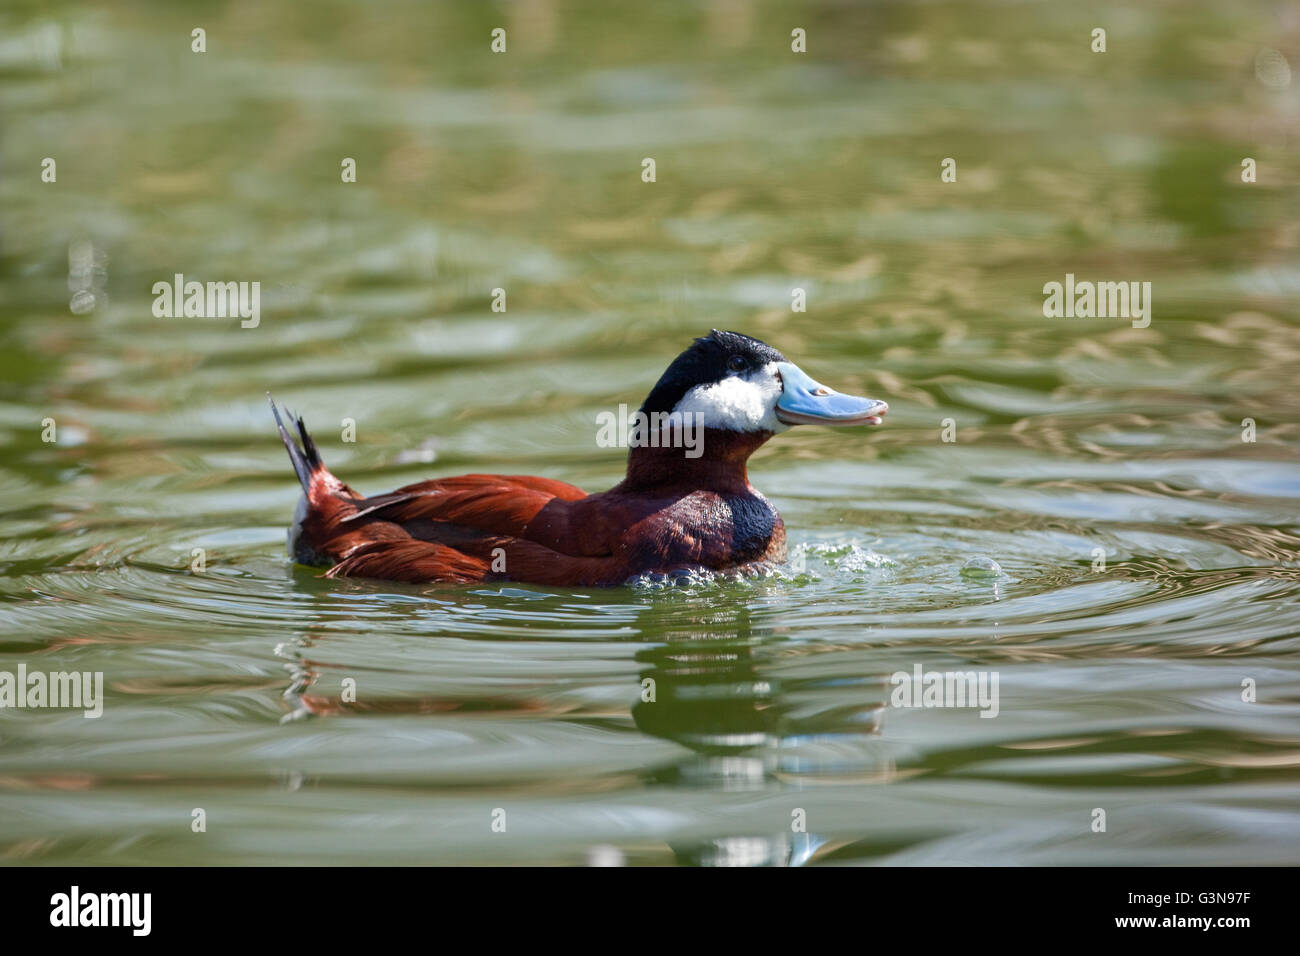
639,329,787,416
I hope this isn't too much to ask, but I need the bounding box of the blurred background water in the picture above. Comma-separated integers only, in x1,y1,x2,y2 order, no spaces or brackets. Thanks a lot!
1,0,1298,865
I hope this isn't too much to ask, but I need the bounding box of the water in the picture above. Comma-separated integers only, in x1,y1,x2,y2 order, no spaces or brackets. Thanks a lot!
1,0,1299,865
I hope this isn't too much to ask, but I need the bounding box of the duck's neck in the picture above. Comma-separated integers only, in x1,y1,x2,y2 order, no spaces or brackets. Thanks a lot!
619,428,773,495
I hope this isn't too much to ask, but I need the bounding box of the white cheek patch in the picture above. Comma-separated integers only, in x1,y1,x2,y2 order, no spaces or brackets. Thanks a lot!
672,362,789,433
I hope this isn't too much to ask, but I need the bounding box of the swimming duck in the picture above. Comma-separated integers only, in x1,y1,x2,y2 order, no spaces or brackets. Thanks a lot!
270,330,887,586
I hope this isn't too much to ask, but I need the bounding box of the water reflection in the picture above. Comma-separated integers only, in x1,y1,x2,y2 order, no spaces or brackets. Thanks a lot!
631,601,892,865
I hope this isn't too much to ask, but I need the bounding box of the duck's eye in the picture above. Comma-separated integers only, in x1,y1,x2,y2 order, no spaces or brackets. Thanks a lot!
726,355,747,373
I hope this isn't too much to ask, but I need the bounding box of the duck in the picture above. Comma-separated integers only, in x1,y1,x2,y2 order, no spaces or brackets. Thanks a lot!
269,329,887,587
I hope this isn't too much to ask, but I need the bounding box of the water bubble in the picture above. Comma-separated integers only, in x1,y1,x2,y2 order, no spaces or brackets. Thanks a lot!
68,238,99,277
69,290,95,314
30,21,62,72
628,567,719,589
1255,48,1292,90
586,844,625,867
960,556,1002,579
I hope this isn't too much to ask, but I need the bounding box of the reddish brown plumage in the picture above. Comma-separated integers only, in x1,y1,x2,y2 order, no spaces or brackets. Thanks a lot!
265,330,867,586
282,425,786,588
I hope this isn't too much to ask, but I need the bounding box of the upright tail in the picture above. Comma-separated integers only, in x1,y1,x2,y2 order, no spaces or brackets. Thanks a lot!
268,393,325,493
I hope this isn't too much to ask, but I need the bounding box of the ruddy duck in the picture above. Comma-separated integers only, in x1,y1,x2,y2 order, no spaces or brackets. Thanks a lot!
271,330,887,586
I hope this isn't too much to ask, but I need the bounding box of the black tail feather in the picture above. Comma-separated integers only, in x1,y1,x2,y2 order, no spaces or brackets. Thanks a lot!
268,393,323,493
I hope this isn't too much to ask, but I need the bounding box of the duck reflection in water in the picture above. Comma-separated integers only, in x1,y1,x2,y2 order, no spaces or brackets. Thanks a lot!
277,590,895,867
632,599,895,866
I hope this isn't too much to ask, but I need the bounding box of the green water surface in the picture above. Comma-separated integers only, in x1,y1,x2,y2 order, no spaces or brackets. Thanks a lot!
1,0,1298,865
